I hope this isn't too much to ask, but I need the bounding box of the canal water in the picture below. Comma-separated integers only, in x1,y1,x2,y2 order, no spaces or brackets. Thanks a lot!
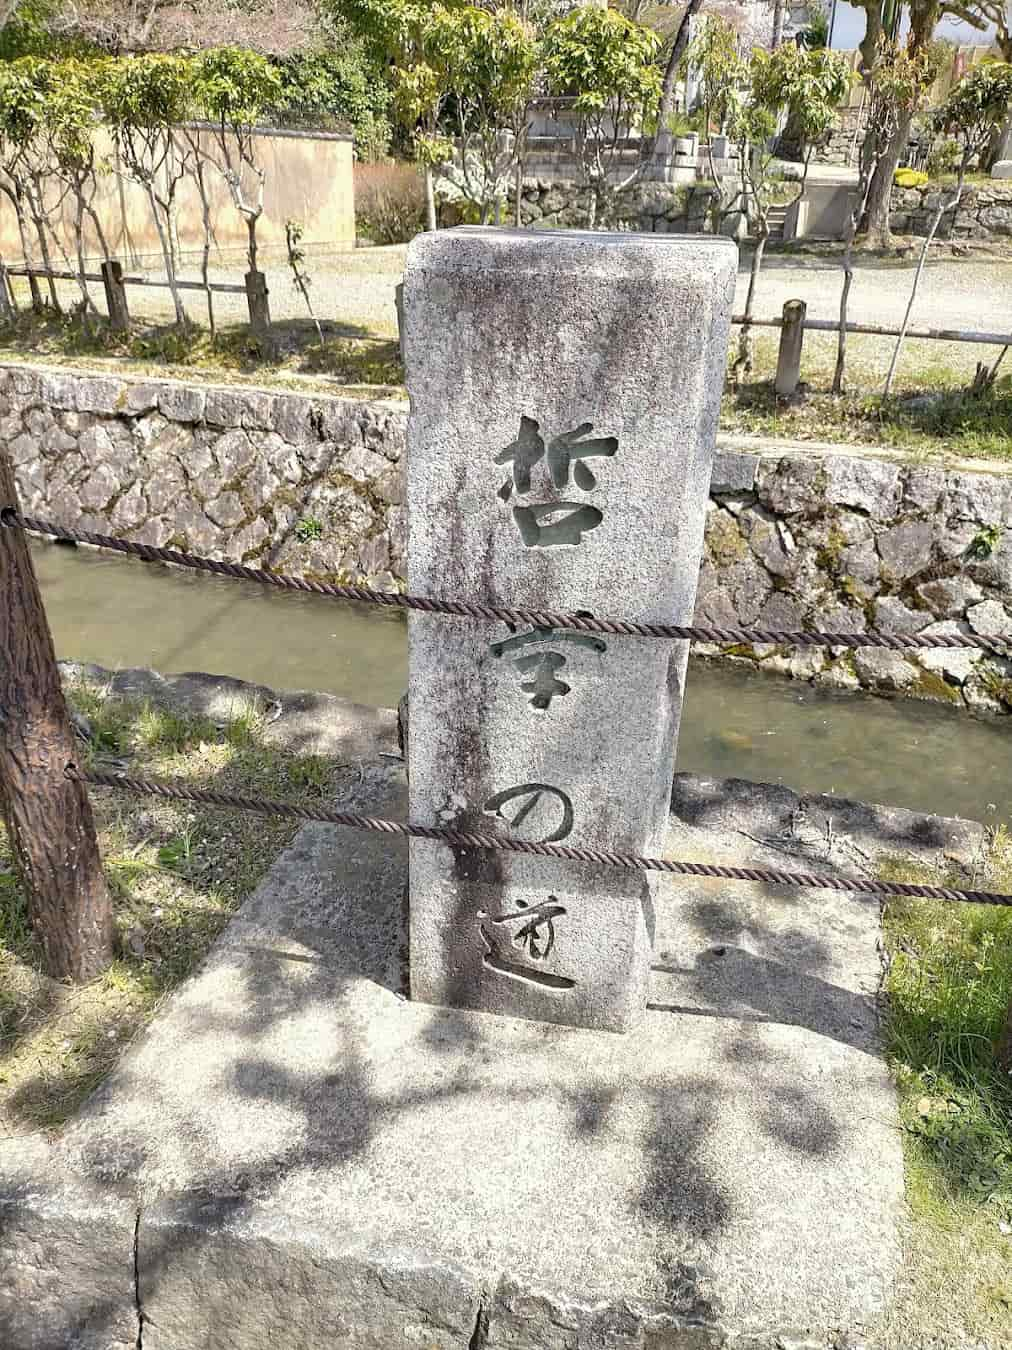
38,541,1012,826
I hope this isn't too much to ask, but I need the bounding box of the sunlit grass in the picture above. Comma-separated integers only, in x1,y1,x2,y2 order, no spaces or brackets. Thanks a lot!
0,676,347,1133
873,837,1012,1344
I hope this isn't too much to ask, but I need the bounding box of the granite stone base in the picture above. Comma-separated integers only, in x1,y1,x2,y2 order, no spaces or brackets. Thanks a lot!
0,682,960,1349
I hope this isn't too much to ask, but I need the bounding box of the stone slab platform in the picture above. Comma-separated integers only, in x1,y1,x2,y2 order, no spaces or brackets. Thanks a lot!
3,681,986,1349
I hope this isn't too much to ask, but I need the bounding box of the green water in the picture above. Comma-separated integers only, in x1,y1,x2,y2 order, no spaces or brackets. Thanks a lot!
38,541,1012,825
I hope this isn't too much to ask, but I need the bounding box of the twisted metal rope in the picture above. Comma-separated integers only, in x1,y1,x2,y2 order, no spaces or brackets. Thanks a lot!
70,765,1012,908
7,509,1009,653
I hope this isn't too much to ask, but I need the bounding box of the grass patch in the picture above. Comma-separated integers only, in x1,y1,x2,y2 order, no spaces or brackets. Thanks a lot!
0,306,405,398
872,840,1012,1345
0,676,350,1136
725,331,1012,461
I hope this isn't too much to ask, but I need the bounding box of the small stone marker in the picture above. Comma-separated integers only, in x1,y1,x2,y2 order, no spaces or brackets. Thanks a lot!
404,227,736,1032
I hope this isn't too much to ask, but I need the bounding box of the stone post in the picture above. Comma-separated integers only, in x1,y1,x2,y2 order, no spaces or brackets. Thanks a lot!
403,227,736,1033
100,260,130,334
775,298,806,398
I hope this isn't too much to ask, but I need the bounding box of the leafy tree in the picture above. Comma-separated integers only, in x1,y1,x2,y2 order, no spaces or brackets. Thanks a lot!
542,4,661,228
0,57,65,311
100,52,196,323
40,58,114,316
275,32,393,160
833,39,934,392
861,1,985,247
192,46,285,275
729,42,851,379
435,4,540,225
884,61,1012,396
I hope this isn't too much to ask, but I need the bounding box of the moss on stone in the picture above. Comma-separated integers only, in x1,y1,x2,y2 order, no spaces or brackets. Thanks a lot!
979,668,1012,709
911,667,962,704
707,510,749,567
815,521,848,575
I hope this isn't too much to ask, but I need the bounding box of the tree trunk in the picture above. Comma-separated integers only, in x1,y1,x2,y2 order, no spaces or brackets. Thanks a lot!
733,229,767,383
657,0,705,129
514,159,523,228
424,166,437,232
195,160,216,341
771,0,786,48
146,185,187,326
864,106,914,248
0,455,114,982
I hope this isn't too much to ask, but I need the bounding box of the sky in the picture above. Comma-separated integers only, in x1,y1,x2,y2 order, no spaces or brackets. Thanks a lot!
827,0,1002,48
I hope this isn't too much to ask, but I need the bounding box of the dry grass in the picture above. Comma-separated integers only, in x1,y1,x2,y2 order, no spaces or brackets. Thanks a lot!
0,676,345,1137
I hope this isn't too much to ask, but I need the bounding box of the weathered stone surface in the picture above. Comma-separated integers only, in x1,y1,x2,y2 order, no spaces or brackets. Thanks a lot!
272,392,319,445
146,462,187,515
876,519,934,577
824,457,901,518
915,576,982,617
231,516,270,558
0,1142,138,1350
206,387,272,430
79,463,120,511
110,481,147,530
215,428,256,480
172,503,221,553
966,597,1012,636
158,383,206,423
853,647,919,691
8,432,38,467
872,596,930,632
7,357,1012,715
77,423,114,459
711,450,757,494
205,491,246,529
405,227,736,1033
75,375,125,415
756,457,824,516
342,442,390,484
916,620,981,685
124,381,163,415
38,370,78,410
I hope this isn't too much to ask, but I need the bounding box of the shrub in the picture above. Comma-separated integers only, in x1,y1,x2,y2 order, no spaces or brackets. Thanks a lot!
355,161,426,243
275,40,392,161
925,138,961,180
894,168,930,188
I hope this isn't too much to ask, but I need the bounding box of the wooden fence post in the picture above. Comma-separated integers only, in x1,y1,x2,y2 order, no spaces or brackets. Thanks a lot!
774,298,807,398
0,456,114,982
101,259,130,334
245,270,271,347
0,262,14,324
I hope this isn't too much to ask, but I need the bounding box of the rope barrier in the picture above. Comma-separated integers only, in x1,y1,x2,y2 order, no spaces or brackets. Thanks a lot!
6,509,1010,654
70,764,1012,908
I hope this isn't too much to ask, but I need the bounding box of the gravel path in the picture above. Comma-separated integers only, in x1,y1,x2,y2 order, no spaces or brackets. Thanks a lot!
32,241,1012,374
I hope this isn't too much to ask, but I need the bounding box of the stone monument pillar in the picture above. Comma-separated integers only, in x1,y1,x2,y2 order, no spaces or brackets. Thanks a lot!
404,227,736,1033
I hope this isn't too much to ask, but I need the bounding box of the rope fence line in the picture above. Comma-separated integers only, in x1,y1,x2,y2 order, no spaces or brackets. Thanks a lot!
6,509,1011,654
69,765,1012,908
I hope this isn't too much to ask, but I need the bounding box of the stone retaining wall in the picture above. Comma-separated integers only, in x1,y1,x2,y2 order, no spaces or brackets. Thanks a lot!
1,364,407,586
889,180,1012,240
698,446,1012,715
440,181,730,234
5,362,1012,715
